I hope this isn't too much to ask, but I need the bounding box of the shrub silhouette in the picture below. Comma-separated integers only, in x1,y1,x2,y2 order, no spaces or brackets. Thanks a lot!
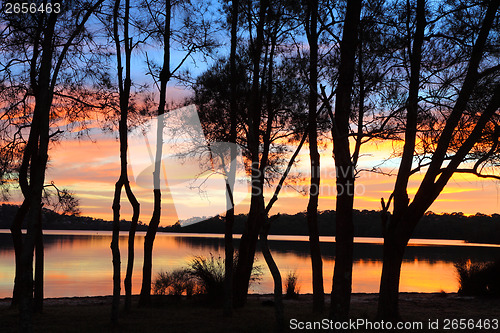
284,271,300,299
154,254,262,303
455,259,500,297
153,269,198,296
189,253,262,302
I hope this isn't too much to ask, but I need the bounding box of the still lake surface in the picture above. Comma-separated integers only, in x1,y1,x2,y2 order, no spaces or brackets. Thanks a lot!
1,230,500,298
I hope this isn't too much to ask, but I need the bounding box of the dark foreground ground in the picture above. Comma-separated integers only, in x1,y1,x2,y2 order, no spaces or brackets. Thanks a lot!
1,293,499,332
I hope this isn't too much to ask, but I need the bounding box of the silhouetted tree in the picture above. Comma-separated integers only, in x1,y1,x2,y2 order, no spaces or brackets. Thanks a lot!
228,0,313,308
304,0,325,313
138,0,171,307
138,0,217,306
327,0,362,321
110,0,141,321
377,0,500,320
224,0,239,317
0,0,106,330
315,0,400,319
231,0,269,307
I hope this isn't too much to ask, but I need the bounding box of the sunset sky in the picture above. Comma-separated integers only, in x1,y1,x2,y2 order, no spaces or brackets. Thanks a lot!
0,3,489,227
22,101,499,227
2,18,498,226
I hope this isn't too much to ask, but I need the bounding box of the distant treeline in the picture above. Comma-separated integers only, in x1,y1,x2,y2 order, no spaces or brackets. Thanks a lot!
0,204,499,244
168,210,500,244
0,204,153,232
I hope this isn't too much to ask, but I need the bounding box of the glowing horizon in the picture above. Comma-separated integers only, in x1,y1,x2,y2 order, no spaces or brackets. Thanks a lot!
2,123,498,227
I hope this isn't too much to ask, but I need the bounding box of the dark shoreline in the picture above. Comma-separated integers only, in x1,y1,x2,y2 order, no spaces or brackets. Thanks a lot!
1,293,499,333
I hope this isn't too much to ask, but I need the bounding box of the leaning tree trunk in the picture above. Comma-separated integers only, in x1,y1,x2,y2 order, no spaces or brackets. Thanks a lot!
139,189,161,306
260,215,284,333
233,194,264,307
138,107,165,307
377,0,425,321
233,0,268,308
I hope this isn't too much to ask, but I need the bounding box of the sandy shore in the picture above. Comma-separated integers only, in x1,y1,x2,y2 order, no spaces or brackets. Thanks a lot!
1,293,499,332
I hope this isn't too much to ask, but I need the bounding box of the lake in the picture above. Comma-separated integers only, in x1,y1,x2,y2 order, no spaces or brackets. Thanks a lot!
1,230,500,298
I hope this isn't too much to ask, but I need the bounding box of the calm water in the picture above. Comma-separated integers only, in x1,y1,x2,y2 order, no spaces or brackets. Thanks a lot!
1,230,500,298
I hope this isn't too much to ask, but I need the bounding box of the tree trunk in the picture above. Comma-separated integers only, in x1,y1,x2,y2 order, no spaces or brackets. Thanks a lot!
305,0,324,313
377,231,407,321
376,0,425,321
233,194,264,307
19,199,41,332
34,207,44,314
110,179,123,322
260,217,284,333
224,206,234,316
19,9,57,328
139,189,161,307
233,0,269,307
224,0,239,317
330,0,362,321
113,0,140,313
138,0,171,307
124,182,139,311
331,181,355,321
10,199,29,308
19,101,52,332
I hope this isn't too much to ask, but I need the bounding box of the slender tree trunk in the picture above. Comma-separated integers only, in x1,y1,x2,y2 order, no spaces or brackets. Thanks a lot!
330,0,362,321
377,0,425,320
110,179,123,322
19,9,57,329
19,98,52,333
139,0,171,307
111,0,124,321
233,0,268,308
112,0,140,314
124,182,139,311
139,189,161,306
260,216,284,333
223,151,236,316
10,199,29,308
224,206,234,315
224,0,239,317
15,3,100,330
34,207,43,314
11,103,37,307
305,0,324,313
233,195,264,307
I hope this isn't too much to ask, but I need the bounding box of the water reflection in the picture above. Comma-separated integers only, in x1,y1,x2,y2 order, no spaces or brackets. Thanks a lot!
1,230,500,298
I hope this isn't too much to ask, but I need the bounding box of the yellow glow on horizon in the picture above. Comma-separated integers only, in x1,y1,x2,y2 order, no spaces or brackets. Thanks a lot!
0,130,492,225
